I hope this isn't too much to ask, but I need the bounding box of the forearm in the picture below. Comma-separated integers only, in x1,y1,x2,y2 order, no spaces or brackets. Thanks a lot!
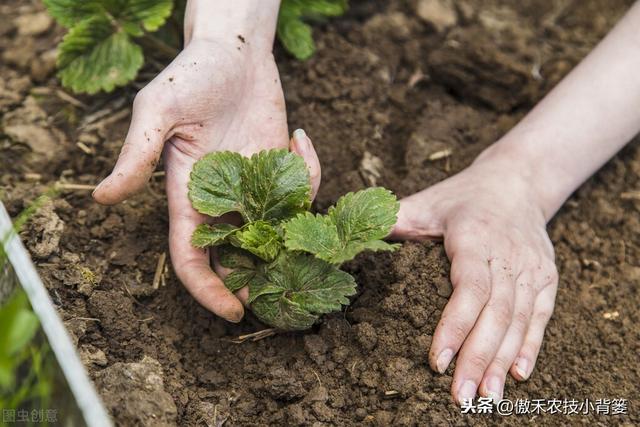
184,0,281,51
477,2,640,221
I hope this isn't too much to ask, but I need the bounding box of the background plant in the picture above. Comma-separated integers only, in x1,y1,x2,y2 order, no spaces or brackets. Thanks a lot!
0,196,56,416
43,0,349,94
188,149,399,330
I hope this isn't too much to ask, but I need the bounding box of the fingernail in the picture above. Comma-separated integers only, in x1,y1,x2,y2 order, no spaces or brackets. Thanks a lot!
227,308,244,323
293,128,307,140
457,380,477,404
514,357,529,379
485,376,503,403
292,129,311,154
436,348,453,373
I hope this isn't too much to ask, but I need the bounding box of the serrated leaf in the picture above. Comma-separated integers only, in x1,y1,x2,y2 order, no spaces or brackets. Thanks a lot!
241,150,311,221
251,293,318,330
247,252,356,330
217,245,256,270
189,150,310,223
189,151,246,218
118,0,173,33
233,221,282,262
267,252,356,313
191,223,238,248
42,0,102,28
330,187,399,243
284,187,400,264
43,0,172,34
57,16,143,94
224,270,257,293
282,211,341,257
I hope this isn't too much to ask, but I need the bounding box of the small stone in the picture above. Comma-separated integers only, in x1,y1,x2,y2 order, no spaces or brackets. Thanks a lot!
16,12,53,36
199,370,229,387
304,334,329,364
353,322,378,352
30,48,57,82
416,0,458,33
95,356,177,425
79,345,108,367
307,385,329,402
434,276,452,298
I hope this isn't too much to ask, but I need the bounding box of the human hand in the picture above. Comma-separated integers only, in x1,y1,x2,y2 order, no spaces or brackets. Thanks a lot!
390,148,558,404
92,3,320,322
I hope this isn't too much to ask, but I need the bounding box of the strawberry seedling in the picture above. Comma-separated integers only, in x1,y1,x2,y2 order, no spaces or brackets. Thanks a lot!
188,149,399,330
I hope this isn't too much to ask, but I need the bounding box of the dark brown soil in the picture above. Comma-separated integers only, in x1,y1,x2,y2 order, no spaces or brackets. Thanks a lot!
2,0,639,425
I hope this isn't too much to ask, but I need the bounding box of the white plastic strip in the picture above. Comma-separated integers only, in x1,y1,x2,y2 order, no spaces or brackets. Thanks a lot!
0,202,112,427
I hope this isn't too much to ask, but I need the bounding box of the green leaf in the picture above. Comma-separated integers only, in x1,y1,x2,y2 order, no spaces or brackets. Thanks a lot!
189,150,311,223
43,0,172,33
284,187,400,264
6,311,39,355
247,252,356,330
118,0,173,33
251,293,318,331
189,151,246,218
0,291,39,357
57,16,143,94
217,245,256,270
329,186,399,244
224,270,257,293
241,150,311,222
233,221,282,262
277,0,348,60
267,252,356,313
217,245,260,293
277,12,315,60
282,211,341,257
299,0,348,17
191,223,238,248
42,0,102,28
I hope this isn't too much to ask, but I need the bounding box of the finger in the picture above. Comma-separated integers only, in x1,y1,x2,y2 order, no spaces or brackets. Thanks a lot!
93,90,168,205
289,128,321,201
165,142,244,322
451,256,516,405
429,249,491,375
388,192,444,241
511,277,557,381
479,270,536,402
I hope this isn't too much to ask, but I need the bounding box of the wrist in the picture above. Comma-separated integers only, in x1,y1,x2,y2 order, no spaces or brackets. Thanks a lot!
473,138,568,223
185,0,281,53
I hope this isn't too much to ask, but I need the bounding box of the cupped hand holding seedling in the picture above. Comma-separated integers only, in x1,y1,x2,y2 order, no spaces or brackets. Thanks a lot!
188,148,399,330
93,1,322,322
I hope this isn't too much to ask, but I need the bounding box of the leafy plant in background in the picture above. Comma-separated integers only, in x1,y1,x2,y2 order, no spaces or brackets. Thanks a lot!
43,0,348,94
278,0,349,60
0,289,53,412
188,149,399,330
0,198,55,413
43,0,173,94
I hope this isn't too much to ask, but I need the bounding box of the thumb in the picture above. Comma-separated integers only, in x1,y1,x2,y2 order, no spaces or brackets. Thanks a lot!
388,191,445,241
290,128,321,201
93,92,168,205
